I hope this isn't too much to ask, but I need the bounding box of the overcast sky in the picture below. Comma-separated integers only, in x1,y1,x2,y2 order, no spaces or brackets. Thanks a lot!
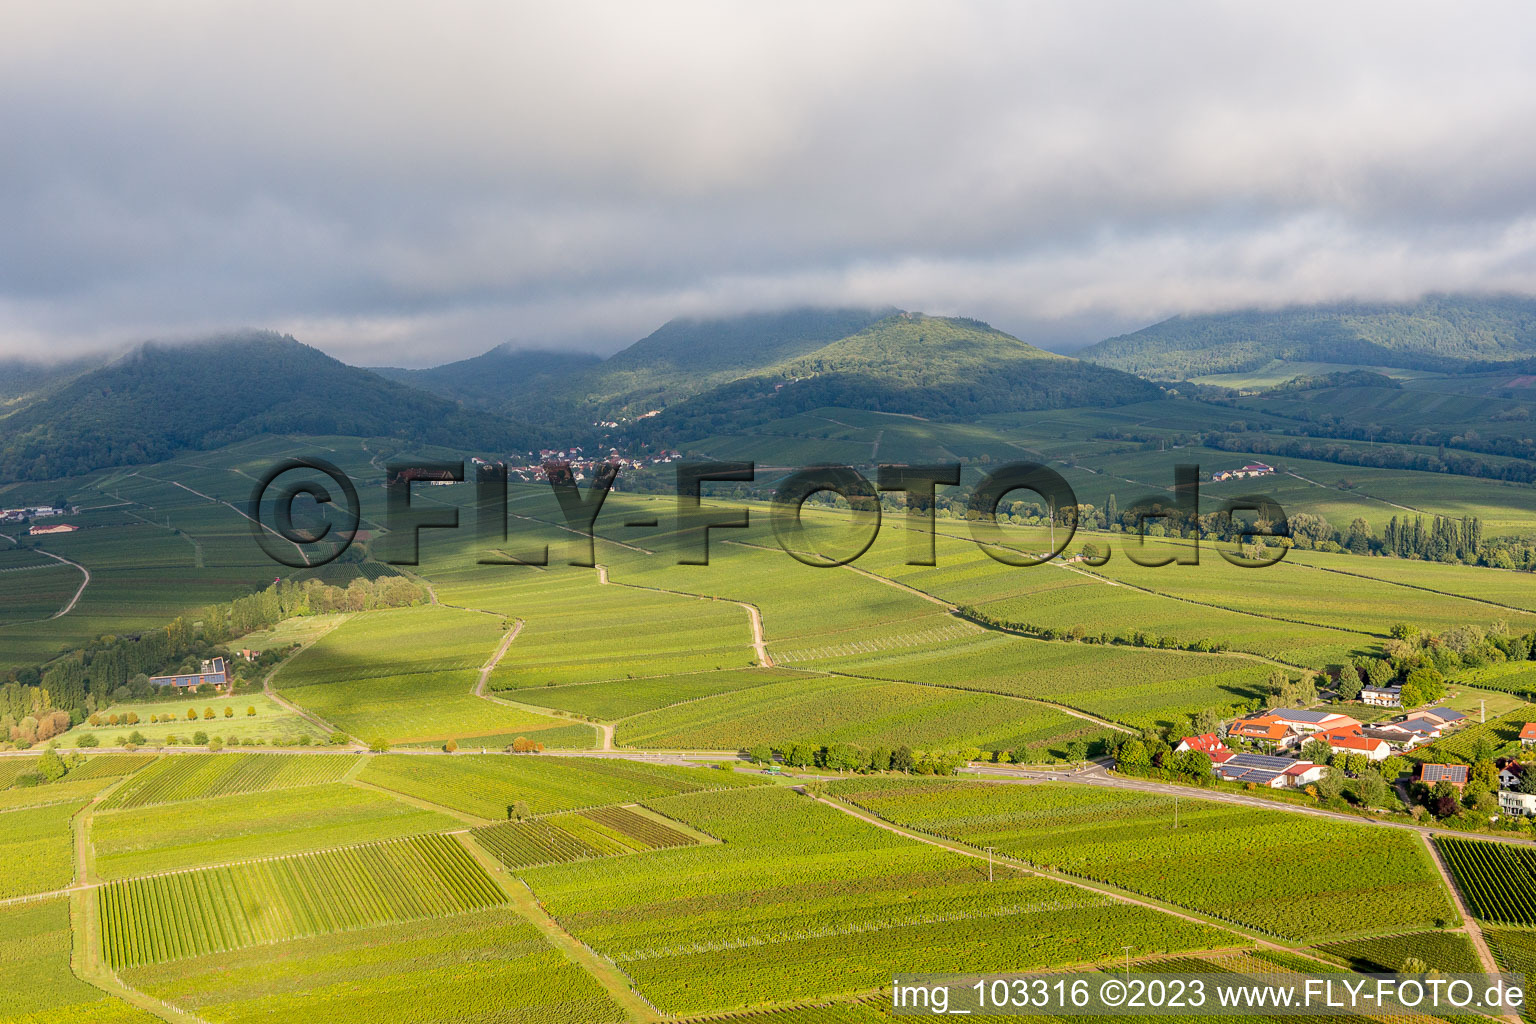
5,2,1536,366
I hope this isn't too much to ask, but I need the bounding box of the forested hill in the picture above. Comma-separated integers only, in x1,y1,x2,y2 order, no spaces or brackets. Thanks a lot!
1080,294,1536,379
374,346,602,411
566,306,896,417
0,333,530,481
630,312,1161,441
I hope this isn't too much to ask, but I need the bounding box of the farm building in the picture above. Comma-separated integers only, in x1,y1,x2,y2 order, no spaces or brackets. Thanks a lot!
1360,685,1402,707
1211,463,1274,482
1265,709,1361,735
1370,718,1443,743
1315,726,1390,761
1416,763,1469,788
148,657,228,692
1226,716,1300,749
1211,752,1324,788
1523,723,1536,748
1361,727,1421,751
1415,707,1466,728
1175,733,1229,756
28,523,78,535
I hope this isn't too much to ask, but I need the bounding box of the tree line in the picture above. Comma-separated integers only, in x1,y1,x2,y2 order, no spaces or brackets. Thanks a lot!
1,574,427,741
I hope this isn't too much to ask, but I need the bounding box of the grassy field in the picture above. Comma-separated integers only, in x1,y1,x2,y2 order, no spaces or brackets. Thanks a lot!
124,908,628,1024
62,691,328,748
92,783,461,879
521,786,1233,1016
830,778,1457,942
356,753,762,820
98,832,507,968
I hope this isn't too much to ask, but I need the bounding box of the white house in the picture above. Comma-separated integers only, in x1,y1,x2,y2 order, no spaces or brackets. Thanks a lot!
1499,790,1536,817
1360,685,1402,708
1317,726,1391,762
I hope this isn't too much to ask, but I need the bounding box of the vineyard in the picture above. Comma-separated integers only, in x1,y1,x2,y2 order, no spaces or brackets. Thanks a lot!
829,778,1458,942
1436,837,1536,925
613,672,1112,755
64,753,158,780
1487,929,1536,1023
520,786,1233,1015
510,667,804,720
472,804,702,869
123,908,628,1023
0,898,158,1023
98,833,507,968
0,802,81,899
99,753,359,810
801,627,1272,732
92,783,461,880
0,756,39,788
357,753,762,820
1316,931,1484,975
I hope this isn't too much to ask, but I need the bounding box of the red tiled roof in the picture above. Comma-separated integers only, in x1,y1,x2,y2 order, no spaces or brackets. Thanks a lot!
1326,733,1385,753
1521,723,1536,741
1179,733,1227,754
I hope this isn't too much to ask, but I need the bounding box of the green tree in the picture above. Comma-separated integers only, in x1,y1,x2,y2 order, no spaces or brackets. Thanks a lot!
748,744,773,766
1315,766,1344,802
824,743,860,772
1334,665,1362,702
1300,739,1332,764
1355,770,1391,808
1116,740,1151,775
37,746,67,782
369,737,390,753
890,745,915,772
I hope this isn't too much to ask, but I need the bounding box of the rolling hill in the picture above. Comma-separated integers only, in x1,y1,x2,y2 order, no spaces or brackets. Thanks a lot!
0,333,530,481
629,312,1161,441
1081,293,1536,380
373,346,602,412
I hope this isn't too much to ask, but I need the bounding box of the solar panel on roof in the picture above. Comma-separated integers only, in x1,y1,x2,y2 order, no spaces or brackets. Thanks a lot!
1225,753,1292,771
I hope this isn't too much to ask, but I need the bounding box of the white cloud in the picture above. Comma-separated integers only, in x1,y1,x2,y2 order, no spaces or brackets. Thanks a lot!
3,1,1536,363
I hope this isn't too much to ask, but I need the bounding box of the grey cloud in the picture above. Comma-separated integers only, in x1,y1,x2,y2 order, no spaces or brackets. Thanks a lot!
3,1,1536,365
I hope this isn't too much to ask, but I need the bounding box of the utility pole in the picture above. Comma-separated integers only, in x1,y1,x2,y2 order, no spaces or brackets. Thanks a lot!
1049,497,1055,553
1481,699,1486,725
1122,946,1133,979
984,846,994,882
1173,795,1179,830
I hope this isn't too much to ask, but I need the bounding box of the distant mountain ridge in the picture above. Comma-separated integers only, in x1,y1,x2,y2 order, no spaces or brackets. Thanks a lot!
1080,293,1536,380
622,312,1161,441
374,346,602,411
0,333,530,481
392,308,1157,439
